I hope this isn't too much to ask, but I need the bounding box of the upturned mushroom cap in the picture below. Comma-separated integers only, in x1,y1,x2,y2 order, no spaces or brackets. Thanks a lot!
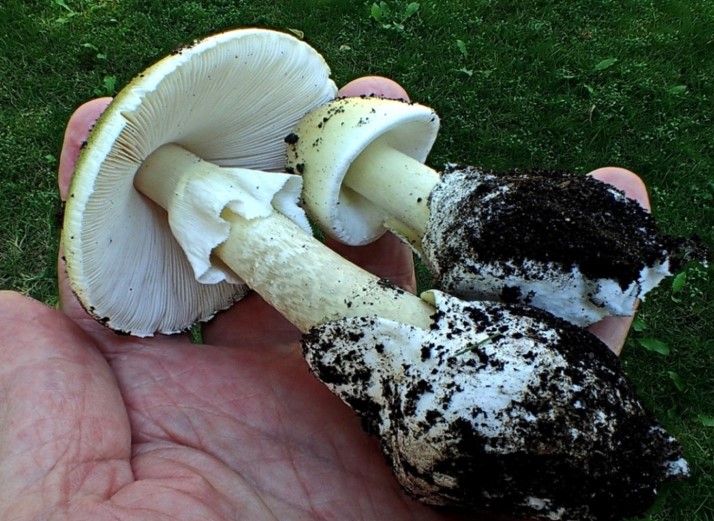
286,96,439,245
302,290,688,521
422,166,693,326
63,28,337,336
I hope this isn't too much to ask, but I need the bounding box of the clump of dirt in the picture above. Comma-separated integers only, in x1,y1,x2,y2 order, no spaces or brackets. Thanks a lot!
422,166,709,325
432,166,704,289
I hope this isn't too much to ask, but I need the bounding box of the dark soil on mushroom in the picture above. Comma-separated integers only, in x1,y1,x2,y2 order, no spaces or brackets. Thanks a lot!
301,298,688,521
429,166,706,292
435,302,684,521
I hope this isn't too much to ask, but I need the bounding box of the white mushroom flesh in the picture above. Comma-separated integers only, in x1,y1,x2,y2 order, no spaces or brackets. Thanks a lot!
214,208,435,333
286,97,440,248
135,143,310,285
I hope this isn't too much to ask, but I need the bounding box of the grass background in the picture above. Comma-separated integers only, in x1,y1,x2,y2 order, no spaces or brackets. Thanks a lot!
1,1,712,519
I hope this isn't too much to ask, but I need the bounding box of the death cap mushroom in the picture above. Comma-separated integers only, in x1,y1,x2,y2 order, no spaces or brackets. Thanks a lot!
63,28,337,336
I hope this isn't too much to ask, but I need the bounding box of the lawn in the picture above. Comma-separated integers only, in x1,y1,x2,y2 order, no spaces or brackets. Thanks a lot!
1,1,713,519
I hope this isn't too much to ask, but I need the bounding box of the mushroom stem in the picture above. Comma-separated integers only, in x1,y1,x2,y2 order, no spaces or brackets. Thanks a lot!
343,140,439,248
216,210,433,332
134,143,434,333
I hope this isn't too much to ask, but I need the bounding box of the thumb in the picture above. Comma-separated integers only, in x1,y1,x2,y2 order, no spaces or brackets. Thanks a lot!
0,292,131,511
337,76,410,100
586,167,651,354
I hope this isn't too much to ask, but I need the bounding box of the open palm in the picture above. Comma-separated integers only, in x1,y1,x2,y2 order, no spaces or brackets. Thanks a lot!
0,78,645,521
2,287,468,521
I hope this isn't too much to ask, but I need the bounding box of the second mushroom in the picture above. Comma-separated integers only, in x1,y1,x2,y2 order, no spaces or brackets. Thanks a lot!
285,96,698,327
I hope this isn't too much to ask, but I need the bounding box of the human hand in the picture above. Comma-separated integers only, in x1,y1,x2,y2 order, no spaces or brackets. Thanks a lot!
0,75,646,521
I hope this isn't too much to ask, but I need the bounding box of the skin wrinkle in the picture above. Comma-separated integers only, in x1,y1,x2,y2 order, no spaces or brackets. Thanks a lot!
298,424,399,521
121,349,301,482
41,398,130,508
120,457,227,516
1,410,130,517
120,346,434,519
0,336,131,506
199,360,389,520
106,347,239,446
123,448,284,521
262,395,381,521
272,407,313,506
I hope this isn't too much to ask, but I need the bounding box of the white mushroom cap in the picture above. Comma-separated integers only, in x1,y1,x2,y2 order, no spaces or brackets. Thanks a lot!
63,28,337,336
287,97,439,245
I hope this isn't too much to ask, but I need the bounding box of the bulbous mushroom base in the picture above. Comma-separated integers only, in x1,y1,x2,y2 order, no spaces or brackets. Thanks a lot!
301,291,688,521
422,166,705,327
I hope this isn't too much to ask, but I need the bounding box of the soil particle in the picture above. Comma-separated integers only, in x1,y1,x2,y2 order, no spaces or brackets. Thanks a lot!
376,277,404,294
283,132,299,144
501,285,522,303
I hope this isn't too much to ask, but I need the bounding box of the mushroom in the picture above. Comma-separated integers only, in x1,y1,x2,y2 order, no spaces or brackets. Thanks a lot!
303,290,689,521
63,30,688,521
285,96,699,326
63,28,338,335
421,165,698,327
285,96,441,248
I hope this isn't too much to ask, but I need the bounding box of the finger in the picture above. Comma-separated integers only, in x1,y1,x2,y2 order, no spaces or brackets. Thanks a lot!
586,167,651,355
203,77,414,346
0,292,133,509
589,167,650,211
58,99,191,345
338,76,410,100
58,98,113,200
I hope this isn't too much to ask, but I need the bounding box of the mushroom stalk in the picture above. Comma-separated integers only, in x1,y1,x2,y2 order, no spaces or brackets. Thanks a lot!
343,140,439,247
216,210,434,332
134,143,434,333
